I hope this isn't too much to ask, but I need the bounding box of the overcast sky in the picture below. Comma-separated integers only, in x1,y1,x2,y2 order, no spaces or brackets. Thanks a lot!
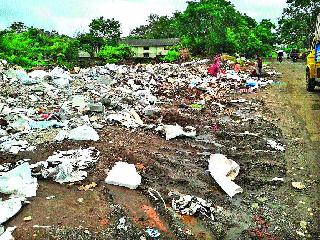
0,0,287,36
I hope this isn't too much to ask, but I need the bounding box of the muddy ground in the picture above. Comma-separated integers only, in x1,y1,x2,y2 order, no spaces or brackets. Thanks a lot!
1,61,319,239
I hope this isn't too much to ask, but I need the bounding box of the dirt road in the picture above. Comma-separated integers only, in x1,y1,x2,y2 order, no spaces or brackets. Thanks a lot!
2,61,319,239
260,61,319,238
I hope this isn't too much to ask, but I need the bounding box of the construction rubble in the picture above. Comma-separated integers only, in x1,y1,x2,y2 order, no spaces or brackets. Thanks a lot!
0,58,291,239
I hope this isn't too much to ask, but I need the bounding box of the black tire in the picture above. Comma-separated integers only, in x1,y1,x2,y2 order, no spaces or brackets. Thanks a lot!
306,70,315,92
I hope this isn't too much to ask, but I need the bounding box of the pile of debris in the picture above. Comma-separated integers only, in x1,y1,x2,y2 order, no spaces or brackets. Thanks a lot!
0,57,285,238
0,59,279,154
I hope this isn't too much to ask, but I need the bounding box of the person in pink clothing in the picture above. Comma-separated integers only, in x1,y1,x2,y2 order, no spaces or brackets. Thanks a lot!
208,54,221,77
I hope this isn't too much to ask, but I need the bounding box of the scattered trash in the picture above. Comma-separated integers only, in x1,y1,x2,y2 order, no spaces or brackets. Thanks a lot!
23,216,32,221
68,125,99,141
169,191,215,220
267,140,285,151
0,226,16,240
0,198,22,224
145,228,161,238
271,177,284,182
148,188,166,209
45,196,56,200
106,110,144,128
0,163,38,198
208,154,243,197
117,217,128,231
156,124,196,140
78,182,97,191
105,162,141,189
292,182,305,190
31,148,100,183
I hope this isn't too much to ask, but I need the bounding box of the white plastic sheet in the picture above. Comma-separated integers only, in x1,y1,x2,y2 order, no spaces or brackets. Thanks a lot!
105,162,141,189
0,163,38,198
156,124,196,140
0,199,22,224
208,154,243,198
0,226,16,240
68,125,99,141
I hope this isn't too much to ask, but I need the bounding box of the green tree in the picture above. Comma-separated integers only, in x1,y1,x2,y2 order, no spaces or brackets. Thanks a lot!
89,17,121,45
278,0,320,49
0,25,79,69
130,14,179,39
128,0,275,57
97,44,133,63
9,22,27,33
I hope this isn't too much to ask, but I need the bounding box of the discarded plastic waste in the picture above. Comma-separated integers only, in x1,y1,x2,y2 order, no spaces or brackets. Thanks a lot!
28,120,66,130
31,148,100,183
0,162,38,198
68,125,99,141
105,162,141,189
0,226,16,240
208,154,243,198
117,217,128,231
292,182,305,190
106,110,143,128
145,228,161,238
267,140,285,151
156,124,196,140
0,198,22,224
169,191,215,220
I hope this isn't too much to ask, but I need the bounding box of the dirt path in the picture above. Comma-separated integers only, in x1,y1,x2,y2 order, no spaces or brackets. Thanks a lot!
260,61,320,238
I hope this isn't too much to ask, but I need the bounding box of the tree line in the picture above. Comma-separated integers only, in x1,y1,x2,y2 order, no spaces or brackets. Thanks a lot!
0,0,318,69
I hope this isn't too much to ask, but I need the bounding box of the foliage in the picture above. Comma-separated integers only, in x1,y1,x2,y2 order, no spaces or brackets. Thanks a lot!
130,14,178,39
161,49,180,62
278,0,320,49
76,17,122,56
0,27,80,69
9,22,27,33
97,44,133,63
89,17,121,45
129,0,276,57
76,32,104,57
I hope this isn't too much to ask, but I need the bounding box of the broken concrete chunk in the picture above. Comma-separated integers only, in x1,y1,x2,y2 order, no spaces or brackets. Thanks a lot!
208,154,242,198
105,162,141,189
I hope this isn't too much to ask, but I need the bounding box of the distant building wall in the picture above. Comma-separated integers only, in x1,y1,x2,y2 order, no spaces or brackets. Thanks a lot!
131,46,169,58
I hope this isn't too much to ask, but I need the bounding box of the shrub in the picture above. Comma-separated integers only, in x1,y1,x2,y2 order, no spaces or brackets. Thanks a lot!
97,44,133,63
161,49,180,62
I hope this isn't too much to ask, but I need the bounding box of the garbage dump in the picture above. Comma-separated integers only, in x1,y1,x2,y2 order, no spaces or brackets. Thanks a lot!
0,59,277,154
0,57,296,238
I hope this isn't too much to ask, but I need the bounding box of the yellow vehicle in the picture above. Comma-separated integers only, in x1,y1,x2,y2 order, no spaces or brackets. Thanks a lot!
306,14,320,92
